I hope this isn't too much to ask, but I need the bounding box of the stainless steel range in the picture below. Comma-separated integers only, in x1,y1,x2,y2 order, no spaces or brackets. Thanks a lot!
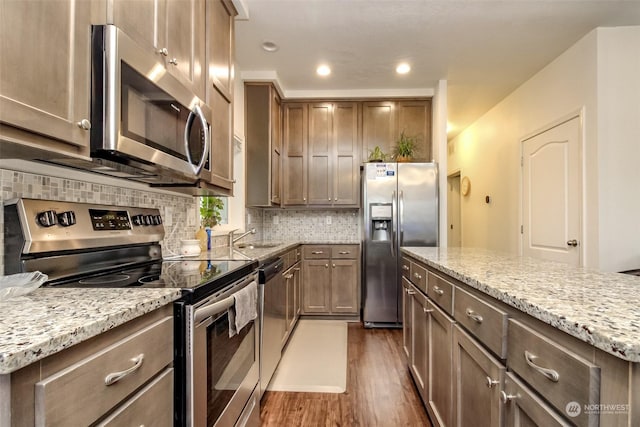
4,198,260,427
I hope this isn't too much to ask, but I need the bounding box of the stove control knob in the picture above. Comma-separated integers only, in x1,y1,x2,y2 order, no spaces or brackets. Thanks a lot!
57,211,76,227
144,215,154,226
37,210,57,227
132,214,144,226
154,215,163,225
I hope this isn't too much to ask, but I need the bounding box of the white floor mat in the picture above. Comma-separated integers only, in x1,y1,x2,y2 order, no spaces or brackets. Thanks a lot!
266,319,348,393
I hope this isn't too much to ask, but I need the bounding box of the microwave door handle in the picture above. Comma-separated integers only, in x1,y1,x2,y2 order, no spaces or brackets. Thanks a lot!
184,105,210,175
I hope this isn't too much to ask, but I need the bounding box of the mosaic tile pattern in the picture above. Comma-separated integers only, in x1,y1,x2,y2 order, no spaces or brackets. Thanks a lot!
262,209,359,242
0,287,181,374
402,247,640,362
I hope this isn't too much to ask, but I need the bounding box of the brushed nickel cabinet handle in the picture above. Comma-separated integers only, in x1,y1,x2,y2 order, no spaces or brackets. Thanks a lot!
402,265,410,271
169,58,178,65
105,354,144,386
524,351,560,382
500,391,516,404
567,239,578,247
433,286,444,295
157,47,168,56
423,308,434,313
338,251,350,254
332,263,336,268
312,251,324,254
465,308,483,323
325,264,329,268
486,376,499,388
414,272,423,280
407,289,416,295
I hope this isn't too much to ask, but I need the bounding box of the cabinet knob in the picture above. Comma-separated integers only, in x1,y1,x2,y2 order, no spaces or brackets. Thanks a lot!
486,376,499,388
465,308,484,324
328,198,331,201
413,272,423,280
334,198,338,201
500,391,516,404
332,263,336,268
433,286,445,296
325,264,329,268
402,265,410,271
567,239,579,247
157,47,169,56
303,197,307,201
77,119,91,130
169,58,178,65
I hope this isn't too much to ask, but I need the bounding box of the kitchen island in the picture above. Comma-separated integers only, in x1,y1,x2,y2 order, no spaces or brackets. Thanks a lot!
401,246,640,427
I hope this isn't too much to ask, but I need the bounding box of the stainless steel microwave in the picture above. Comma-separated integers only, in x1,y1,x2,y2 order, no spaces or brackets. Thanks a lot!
89,25,211,184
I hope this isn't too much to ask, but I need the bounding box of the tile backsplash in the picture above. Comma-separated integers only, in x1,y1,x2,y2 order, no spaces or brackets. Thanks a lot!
262,209,360,242
0,168,200,274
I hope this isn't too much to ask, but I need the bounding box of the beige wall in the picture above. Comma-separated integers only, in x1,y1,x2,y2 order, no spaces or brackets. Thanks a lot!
448,26,640,272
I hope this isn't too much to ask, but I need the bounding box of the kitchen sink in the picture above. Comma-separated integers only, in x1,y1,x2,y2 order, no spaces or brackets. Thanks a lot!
236,242,281,249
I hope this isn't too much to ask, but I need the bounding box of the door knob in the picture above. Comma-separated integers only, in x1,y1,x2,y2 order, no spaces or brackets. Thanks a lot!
567,239,578,247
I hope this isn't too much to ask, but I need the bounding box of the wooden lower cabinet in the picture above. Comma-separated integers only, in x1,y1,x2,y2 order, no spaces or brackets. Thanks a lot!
411,286,429,401
402,278,413,361
503,372,571,427
453,325,505,427
301,245,360,315
427,300,454,427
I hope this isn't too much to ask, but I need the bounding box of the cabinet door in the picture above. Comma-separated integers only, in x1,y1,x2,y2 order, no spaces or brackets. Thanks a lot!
503,372,571,427
308,103,333,205
111,0,164,54
402,278,413,362
362,101,395,162
208,86,234,191
333,102,360,206
411,288,429,402
302,260,331,313
283,103,308,205
271,90,282,204
0,0,92,150
284,270,295,345
331,259,358,314
207,0,235,98
396,100,432,161
293,264,301,319
453,325,505,427
164,0,206,98
428,301,454,427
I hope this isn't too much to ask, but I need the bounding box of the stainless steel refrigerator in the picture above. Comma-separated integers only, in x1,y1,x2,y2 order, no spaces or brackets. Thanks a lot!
362,162,438,327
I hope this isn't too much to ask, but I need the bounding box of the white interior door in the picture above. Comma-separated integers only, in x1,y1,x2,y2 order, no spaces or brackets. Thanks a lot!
522,116,582,266
447,173,461,247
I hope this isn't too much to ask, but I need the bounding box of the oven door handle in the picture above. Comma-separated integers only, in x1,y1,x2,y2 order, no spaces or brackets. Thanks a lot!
194,294,235,324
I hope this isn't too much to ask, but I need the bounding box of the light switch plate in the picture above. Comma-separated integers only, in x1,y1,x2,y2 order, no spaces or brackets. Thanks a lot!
326,216,332,225
163,207,173,226
273,215,279,225
187,208,196,226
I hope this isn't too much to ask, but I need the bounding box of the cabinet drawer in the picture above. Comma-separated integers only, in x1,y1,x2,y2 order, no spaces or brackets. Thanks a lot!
503,372,571,427
331,245,358,259
427,271,454,315
454,287,508,359
401,257,411,279
303,245,331,259
409,262,427,293
507,319,599,427
97,368,173,427
35,316,173,426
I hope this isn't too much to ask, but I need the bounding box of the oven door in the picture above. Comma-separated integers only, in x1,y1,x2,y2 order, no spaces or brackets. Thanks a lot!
187,275,260,427
92,25,211,182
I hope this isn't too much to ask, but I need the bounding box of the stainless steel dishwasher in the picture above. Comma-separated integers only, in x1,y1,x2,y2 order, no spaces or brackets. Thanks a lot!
258,256,285,397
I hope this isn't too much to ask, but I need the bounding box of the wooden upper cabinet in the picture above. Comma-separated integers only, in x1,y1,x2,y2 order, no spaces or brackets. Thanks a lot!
207,0,235,99
362,101,395,162
362,100,432,162
111,0,207,99
208,86,234,193
282,103,308,205
0,0,93,154
397,100,432,161
308,103,333,205
271,90,282,204
333,102,360,206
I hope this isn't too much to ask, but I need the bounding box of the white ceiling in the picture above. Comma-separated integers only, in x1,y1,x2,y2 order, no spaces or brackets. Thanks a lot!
234,0,640,139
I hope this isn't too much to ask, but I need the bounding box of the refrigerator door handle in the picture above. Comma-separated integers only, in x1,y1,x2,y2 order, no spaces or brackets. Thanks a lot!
391,190,397,258
399,190,404,246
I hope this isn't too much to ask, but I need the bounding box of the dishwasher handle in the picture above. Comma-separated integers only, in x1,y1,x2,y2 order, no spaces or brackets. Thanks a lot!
259,257,284,283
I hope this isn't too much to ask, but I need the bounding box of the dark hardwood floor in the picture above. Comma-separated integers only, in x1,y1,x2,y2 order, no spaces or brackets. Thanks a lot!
260,323,432,426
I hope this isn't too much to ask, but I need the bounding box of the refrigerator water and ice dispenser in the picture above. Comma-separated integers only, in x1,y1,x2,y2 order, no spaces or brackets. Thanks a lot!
369,203,392,241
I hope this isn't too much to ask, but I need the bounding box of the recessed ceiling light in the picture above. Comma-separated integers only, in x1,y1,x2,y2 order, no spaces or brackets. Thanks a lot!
262,41,279,52
396,63,411,74
316,65,331,76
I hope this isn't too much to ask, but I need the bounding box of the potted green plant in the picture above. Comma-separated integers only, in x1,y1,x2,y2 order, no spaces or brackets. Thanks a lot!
200,196,224,228
394,131,417,162
368,145,387,162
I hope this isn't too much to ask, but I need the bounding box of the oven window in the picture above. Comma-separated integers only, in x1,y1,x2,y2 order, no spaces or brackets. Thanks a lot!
207,311,255,424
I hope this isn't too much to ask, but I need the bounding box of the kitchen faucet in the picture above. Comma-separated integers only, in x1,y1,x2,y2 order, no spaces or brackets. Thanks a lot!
228,228,256,247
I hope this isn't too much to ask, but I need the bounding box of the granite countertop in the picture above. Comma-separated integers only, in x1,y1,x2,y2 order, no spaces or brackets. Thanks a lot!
401,247,640,362
0,241,359,375
0,288,181,374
